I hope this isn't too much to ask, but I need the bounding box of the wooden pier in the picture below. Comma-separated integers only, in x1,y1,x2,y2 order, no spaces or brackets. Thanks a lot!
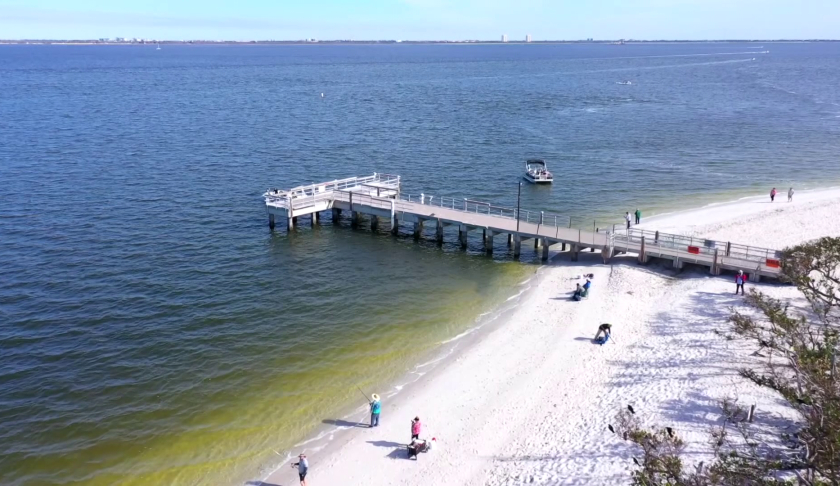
264,174,783,281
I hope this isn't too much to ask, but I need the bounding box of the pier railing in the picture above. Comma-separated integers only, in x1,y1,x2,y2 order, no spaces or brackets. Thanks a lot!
613,228,782,265
398,193,573,228
264,173,401,211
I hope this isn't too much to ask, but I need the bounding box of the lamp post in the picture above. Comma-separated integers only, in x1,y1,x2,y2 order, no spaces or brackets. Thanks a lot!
516,182,522,232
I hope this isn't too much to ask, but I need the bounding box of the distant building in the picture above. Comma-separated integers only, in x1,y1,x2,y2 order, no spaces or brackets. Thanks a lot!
526,34,532,43
502,34,508,43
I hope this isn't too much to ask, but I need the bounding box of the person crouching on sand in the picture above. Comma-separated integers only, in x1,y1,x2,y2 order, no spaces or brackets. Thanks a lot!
594,323,612,341
291,453,309,486
411,416,422,440
369,393,381,427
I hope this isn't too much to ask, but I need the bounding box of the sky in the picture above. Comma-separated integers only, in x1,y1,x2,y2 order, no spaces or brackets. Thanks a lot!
1,0,838,41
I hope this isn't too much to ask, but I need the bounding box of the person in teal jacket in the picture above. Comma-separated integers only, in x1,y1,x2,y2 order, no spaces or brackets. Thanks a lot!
634,208,642,225
369,393,381,427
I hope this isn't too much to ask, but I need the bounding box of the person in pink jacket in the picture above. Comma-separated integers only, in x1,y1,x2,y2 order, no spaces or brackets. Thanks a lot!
411,417,422,441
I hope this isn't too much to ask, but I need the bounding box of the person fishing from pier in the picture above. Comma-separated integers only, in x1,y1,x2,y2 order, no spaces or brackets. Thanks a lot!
625,212,632,229
411,416,422,440
634,208,642,225
594,323,612,344
291,453,309,486
369,393,382,427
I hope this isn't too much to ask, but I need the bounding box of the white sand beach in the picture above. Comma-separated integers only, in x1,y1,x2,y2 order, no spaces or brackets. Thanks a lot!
261,187,840,486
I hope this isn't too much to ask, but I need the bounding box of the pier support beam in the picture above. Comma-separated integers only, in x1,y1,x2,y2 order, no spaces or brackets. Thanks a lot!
391,215,399,235
513,235,522,258
534,237,542,249
371,215,379,232
288,216,296,230
673,258,683,269
436,219,444,244
507,234,513,246
711,249,721,275
459,225,468,248
268,213,275,229
638,236,648,264
311,212,319,227
332,208,341,222
571,244,579,262
484,229,494,254
351,211,360,228
541,239,549,261
413,220,424,239
601,245,613,264
561,242,567,252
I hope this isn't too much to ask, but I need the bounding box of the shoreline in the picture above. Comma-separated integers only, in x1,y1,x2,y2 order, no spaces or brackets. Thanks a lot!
257,185,840,486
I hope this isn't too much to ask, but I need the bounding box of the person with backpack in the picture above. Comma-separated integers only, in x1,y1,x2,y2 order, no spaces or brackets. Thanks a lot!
735,270,747,295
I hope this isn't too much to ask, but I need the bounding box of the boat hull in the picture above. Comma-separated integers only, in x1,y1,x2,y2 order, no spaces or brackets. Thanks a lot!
523,174,553,184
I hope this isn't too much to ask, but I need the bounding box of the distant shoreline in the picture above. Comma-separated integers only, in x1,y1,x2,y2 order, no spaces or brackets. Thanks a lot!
1,39,838,46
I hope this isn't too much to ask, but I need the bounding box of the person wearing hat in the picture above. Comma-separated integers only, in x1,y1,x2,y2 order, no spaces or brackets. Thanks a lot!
411,416,422,441
735,270,747,295
291,453,309,486
369,393,382,427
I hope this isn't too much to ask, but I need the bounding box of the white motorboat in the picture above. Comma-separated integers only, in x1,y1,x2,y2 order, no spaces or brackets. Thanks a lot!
523,159,553,184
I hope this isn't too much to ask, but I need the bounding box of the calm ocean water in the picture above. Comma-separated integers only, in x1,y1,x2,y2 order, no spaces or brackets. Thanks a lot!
1,43,839,485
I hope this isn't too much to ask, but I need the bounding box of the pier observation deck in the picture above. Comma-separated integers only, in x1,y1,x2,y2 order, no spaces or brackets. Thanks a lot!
264,173,783,281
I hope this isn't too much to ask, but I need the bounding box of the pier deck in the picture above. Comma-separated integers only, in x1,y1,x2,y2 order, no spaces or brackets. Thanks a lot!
264,174,783,281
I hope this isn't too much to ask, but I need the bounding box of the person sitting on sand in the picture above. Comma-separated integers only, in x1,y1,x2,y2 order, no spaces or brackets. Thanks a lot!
594,323,612,341
411,416,422,440
583,279,591,291
573,283,583,300
291,453,309,486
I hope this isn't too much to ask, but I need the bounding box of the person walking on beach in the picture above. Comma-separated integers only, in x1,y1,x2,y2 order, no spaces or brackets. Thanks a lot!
291,453,309,486
634,208,641,225
788,187,794,202
369,393,382,427
625,212,632,229
411,416,422,441
770,187,777,202
735,270,747,295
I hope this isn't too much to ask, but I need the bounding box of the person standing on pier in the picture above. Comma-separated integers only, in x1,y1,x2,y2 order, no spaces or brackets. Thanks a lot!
625,212,632,229
369,393,382,427
788,187,794,202
770,187,777,202
735,270,747,295
634,208,641,225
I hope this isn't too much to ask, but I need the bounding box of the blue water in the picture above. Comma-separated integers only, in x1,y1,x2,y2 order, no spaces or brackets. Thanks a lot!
1,43,839,485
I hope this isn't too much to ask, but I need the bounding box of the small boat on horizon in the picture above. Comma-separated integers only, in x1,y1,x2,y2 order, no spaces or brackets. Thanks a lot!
523,159,553,184
617,80,632,85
